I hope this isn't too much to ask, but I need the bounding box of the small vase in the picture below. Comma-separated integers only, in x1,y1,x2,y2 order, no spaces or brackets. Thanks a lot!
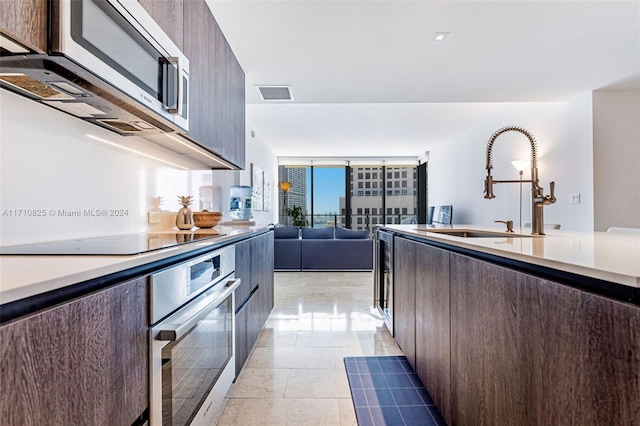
176,207,194,230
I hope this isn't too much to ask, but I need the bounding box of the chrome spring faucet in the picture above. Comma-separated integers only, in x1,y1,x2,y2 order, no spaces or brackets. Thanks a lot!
484,126,556,235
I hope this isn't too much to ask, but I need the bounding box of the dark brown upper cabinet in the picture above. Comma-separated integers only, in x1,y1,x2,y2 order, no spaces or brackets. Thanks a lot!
183,0,246,169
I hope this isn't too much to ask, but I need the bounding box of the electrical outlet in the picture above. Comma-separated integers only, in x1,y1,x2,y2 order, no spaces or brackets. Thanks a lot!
570,193,581,204
148,211,160,224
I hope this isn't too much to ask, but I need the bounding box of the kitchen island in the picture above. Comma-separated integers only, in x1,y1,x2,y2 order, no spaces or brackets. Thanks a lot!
379,224,640,426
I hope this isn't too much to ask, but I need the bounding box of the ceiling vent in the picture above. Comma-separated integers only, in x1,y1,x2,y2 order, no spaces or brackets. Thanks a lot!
256,85,293,101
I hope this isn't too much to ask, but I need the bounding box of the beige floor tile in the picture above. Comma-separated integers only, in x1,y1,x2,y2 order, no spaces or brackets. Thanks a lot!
223,271,405,426
246,346,337,369
331,318,385,331
265,317,333,331
285,398,341,426
255,329,298,347
284,368,351,398
216,398,288,426
228,368,289,398
338,398,358,426
333,341,403,364
295,330,375,347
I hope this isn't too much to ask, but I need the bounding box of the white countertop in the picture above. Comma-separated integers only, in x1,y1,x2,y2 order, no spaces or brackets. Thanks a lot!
0,226,270,305
382,225,640,288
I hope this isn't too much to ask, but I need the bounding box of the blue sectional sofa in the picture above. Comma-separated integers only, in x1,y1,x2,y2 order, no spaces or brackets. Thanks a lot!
274,226,373,271
273,226,303,270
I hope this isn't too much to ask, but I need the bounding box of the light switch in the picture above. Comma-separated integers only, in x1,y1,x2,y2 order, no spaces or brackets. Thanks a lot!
570,193,581,204
148,211,160,224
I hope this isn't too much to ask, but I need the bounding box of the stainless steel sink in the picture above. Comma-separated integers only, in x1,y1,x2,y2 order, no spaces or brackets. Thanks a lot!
415,228,537,238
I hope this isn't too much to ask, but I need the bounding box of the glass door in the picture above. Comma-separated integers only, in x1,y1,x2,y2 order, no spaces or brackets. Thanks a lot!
161,295,233,426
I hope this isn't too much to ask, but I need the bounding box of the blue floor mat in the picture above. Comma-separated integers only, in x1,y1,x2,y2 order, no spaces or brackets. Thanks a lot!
344,356,447,426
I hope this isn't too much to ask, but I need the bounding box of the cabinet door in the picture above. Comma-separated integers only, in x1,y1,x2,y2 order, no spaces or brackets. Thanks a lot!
234,296,249,377
450,253,557,425
450,253,640,425
393,236,416,368
235,238,254,305
0,277,148,425
255,231,275,326
414,243,451,425
138,0,184,50
234,232,275,376
0,0,47,52
183,0,245,169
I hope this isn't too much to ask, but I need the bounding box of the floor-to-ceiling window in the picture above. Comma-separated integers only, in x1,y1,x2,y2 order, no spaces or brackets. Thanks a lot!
383,166,418,225
346,166,384,232
346,165,418,233
310,166,346,228
278,165,309,225
278,160,421,232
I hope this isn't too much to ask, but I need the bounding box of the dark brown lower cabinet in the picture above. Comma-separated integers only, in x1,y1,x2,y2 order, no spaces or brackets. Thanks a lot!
392,236,640,425
449,252,640,426
394,237,451,424
257,233,275,327
234,231,275,376
414,243,451,425
0,277,148,425
393,236,417,368
235,292,259,376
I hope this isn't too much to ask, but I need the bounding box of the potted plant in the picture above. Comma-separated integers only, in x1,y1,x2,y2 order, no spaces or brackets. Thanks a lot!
285,205,309,228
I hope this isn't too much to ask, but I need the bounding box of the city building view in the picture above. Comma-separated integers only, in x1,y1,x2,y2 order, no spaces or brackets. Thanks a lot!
278,165,419,233
344,166,418,231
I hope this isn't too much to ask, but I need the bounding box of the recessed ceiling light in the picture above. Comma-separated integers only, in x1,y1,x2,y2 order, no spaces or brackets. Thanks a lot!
432,32,449,42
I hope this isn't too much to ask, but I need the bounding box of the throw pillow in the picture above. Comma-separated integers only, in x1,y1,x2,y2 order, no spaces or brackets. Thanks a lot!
335,227,369,239
273,226,300,239
301,227,334,239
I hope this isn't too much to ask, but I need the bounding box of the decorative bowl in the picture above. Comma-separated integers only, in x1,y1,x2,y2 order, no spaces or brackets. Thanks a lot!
193,211,223,228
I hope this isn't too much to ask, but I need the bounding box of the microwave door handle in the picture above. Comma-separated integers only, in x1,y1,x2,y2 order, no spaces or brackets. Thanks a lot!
157,278,241,342
165,56,183,116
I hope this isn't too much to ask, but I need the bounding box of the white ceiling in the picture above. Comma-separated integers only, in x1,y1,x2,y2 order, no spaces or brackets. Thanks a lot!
207,0,640,158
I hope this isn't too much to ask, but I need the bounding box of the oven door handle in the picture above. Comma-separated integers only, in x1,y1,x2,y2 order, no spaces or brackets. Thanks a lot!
157,278,241,342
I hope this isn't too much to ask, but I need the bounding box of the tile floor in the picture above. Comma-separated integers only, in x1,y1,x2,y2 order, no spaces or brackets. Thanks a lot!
215,271,403,425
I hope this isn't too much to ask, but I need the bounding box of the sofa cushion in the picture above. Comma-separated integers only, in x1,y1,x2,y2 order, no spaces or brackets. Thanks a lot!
301,227,334,239
274,239,302,270
335,227,369,239
274,226,300,239
301,239,373,270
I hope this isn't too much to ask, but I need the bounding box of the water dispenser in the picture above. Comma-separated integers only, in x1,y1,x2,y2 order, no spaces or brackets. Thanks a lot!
229,185,253,220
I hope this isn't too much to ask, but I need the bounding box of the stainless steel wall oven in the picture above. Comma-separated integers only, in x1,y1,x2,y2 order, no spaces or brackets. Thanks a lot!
149,246,239,426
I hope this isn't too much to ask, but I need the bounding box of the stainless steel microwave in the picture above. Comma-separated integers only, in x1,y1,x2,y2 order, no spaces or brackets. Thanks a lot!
0,0,189,135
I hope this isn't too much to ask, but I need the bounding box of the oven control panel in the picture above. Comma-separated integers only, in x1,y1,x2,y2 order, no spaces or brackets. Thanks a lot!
149,245,235,324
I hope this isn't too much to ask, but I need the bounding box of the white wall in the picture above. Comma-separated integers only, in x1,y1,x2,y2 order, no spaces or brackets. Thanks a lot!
0,91,278,246
427,93,594,232
593,90,640,231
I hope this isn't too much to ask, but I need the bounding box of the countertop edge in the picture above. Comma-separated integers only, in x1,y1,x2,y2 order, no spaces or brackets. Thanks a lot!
381,226,640,306
0,227,272,323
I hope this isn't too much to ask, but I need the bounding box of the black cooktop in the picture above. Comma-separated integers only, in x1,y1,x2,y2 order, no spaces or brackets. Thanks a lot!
0,232,226,256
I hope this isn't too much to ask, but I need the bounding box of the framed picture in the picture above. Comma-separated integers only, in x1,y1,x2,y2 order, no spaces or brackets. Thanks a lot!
251,164,264,211
263,172,272,211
